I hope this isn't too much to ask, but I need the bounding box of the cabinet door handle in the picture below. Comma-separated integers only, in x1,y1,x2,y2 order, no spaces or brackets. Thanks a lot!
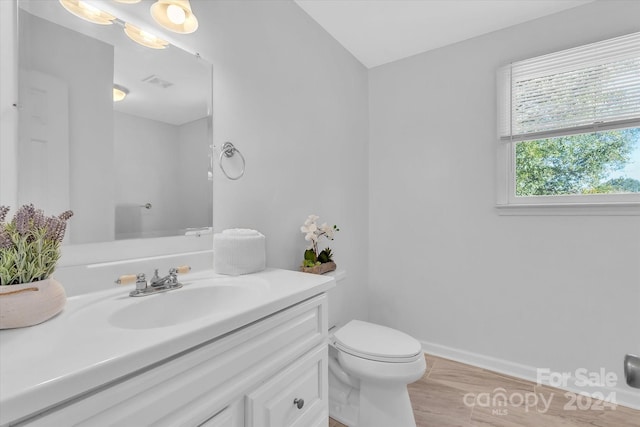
293,398,304,409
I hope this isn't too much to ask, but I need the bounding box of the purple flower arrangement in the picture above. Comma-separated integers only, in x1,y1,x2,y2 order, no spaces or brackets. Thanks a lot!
0,205,73,285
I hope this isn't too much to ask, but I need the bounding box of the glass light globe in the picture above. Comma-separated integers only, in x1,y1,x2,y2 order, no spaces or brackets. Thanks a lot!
80,1,101,18
166,4,186,25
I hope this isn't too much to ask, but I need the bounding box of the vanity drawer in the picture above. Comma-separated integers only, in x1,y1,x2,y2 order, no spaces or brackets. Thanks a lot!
246,345,328,427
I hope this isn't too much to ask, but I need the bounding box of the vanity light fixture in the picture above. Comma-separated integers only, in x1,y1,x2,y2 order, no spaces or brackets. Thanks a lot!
58,0,116,25
113,84,129,102
124,23,169,49
150,0,198,34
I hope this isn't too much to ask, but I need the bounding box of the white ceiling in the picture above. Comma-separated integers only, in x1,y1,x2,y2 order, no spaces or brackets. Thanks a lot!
294,0,594,68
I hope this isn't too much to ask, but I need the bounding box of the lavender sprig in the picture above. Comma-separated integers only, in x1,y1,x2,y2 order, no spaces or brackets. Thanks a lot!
0,229,11,249
0,205,73,285
0,206,9,224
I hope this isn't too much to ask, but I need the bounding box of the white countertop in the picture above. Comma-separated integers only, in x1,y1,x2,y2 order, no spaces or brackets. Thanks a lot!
0,268,335,425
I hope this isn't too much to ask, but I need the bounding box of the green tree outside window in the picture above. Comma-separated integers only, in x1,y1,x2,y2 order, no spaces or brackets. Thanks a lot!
515,128,640,196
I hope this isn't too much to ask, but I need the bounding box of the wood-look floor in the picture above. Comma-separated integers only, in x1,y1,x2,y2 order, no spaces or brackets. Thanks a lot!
329,353,640,427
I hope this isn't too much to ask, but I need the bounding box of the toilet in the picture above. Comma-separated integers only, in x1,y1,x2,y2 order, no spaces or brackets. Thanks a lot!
326,271,426,426
328,321,426,427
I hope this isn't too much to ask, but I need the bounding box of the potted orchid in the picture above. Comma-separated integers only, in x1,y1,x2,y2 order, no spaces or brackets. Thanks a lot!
0,204,73,329
300,214,339,274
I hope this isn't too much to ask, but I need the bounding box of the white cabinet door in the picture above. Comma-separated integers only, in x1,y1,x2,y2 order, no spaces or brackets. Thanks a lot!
246,345,328,427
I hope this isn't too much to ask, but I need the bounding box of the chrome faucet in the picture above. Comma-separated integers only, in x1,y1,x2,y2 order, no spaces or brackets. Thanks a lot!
116,266,191,297
150,267,187,288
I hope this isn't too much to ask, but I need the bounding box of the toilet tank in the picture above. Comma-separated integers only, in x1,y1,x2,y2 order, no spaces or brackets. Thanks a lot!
326,270,349,329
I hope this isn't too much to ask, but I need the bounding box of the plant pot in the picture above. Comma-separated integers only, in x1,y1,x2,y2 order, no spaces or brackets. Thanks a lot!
301,261,337,275
0,278,66,329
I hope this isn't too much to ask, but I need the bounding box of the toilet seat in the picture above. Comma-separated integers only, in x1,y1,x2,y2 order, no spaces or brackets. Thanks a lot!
333,320,423,363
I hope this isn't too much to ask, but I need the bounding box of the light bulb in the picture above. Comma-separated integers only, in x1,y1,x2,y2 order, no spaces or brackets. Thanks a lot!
150,0,197,34
166,4,186,25
140,29,156,43
113,86,128,102
79,1,101,17
58,0,115,25
124,23,168,49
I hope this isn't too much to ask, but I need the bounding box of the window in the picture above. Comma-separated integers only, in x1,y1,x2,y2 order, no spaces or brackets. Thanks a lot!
497,32,640,210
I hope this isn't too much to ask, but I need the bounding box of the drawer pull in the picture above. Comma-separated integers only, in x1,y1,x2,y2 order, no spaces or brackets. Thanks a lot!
293,398,304,409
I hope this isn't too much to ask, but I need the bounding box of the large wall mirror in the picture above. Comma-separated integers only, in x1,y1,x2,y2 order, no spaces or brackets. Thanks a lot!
17,0,213,253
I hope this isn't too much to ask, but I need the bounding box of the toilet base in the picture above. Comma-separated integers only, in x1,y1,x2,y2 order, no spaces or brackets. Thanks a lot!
328,366,359,426
329,376,418,427
359,382,416,427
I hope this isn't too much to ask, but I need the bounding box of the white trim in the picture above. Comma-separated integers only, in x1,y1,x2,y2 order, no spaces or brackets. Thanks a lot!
508,193,640,206
421,340,640,411
58,234,213,267
496,203,640,216
85,249,212,268
500,119,640,143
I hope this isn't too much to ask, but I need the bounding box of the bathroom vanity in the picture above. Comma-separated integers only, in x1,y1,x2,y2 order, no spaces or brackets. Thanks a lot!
0,269,334,427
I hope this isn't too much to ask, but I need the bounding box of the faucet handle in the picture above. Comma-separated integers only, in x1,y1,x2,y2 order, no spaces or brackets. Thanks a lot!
115,274,139,285
116,273,147,291
173,265,192,274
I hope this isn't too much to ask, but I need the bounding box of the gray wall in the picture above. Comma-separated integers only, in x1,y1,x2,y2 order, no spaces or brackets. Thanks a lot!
188,0,371,325
369,0,640,406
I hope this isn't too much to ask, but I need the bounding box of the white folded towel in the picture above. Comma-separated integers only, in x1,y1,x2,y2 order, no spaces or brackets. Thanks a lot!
222,228,261,236
214,229,266,276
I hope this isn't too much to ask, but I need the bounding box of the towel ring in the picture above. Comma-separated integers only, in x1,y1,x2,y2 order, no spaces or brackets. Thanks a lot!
219,142,245,180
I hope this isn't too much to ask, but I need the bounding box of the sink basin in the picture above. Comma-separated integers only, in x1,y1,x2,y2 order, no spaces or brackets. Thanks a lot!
109,285,259,329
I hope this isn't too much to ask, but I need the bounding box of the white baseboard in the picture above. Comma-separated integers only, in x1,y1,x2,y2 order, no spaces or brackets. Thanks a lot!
420,340,640,411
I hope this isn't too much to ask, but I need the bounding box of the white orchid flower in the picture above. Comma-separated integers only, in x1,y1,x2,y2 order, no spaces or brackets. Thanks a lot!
320,222,333,240
306,214,319,224
300,214,339,268
300,222,317,234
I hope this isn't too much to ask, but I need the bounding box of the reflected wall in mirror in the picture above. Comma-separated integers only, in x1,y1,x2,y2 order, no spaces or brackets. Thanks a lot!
17,0,213,245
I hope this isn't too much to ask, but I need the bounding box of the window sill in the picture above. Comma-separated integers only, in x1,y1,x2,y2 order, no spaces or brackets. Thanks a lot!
496,202,640,216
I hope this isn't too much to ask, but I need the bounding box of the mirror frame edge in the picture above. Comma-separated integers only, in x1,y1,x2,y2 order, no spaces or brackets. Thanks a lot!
0,0,18,209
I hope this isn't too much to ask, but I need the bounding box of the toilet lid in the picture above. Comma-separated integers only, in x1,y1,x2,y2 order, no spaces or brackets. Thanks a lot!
333,320,422,363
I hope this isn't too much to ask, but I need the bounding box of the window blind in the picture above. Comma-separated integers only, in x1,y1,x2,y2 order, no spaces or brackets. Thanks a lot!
498,32,640,141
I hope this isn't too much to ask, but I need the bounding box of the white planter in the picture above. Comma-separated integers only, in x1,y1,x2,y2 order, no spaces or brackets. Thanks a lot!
0,278,66,329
